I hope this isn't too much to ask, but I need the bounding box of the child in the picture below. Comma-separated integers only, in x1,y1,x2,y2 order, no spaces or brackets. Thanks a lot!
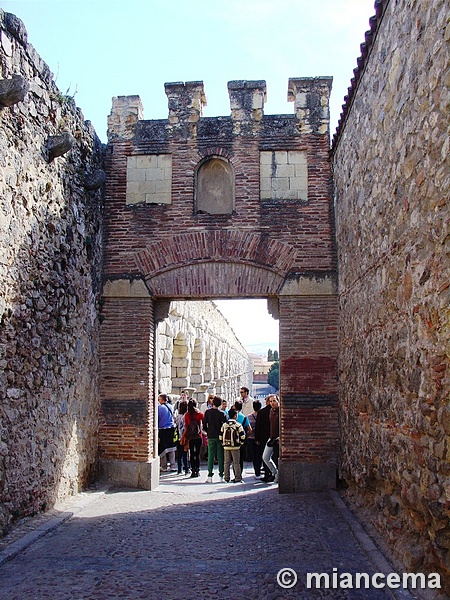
219,408,246,483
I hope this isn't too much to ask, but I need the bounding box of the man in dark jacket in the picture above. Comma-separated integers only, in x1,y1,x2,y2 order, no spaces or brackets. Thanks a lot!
254,396,272,480
203,396,227,483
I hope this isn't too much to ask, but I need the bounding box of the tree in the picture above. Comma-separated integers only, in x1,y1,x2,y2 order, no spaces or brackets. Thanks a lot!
267,349,274,362
268,361,279,390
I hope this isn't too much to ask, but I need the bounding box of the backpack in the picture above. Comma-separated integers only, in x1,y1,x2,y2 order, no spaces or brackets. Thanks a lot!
185,417,201,440
223,423,242,447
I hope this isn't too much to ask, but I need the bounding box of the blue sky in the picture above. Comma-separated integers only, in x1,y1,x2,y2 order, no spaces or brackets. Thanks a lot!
3,0,376,142
2,0,376,352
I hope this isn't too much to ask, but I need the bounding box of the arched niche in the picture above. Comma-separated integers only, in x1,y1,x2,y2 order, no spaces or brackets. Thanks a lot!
195,156,235,215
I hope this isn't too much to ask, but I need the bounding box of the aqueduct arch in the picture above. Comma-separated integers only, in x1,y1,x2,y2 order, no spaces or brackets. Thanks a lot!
156,300,252,403
100,78,339,493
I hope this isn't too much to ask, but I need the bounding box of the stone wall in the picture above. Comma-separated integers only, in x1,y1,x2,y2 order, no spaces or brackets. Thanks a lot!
332,0,449,586
157,300,253,403
0,11,105,533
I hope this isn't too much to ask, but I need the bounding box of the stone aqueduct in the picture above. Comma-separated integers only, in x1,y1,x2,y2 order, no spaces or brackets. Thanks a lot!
0,0,449,586
155,301,253,403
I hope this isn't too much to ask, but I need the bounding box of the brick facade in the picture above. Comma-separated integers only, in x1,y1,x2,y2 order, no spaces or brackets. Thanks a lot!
99,297,154,463
279,295,339,491
101,77,338,492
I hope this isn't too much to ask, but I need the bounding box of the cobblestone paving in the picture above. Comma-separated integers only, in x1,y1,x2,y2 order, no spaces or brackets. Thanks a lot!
0,466,419,599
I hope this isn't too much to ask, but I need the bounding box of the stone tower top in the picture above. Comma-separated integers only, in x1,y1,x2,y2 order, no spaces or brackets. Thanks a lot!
164,81,207,136
107,95,144,141
288,77,333,135
106,77,333,142
227,80,267,133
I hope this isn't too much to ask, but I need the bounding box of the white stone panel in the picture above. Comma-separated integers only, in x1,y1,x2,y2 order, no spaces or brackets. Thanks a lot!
126,154,172,205
260,150,308,202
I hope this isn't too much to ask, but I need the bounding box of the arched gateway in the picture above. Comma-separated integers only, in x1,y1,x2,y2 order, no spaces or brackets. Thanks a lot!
99,78,339,493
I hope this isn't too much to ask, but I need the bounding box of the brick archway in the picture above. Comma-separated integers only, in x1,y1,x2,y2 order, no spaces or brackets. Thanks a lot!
100,78,339,493
135,230,297,281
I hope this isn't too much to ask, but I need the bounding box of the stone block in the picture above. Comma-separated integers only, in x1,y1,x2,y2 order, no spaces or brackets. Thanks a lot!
276,164,295,178
284,189,301,200
127,156,137,169
99,459,159,490
126,181,139,195
278,461,337,493
126,154,172,205
127,168,146,182
272,178,289,192
260,176,271,191
259,151,272,164
172,345,188,359
172,377,189,388
274,150,288,164
260,189,272,200
161,349,171,364
159,364,171,378
170,357,186,368
157,154,171,168
290,176,307,191
175,367,188,378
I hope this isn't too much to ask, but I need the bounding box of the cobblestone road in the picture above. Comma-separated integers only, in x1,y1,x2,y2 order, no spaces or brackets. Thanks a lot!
0,465,425,600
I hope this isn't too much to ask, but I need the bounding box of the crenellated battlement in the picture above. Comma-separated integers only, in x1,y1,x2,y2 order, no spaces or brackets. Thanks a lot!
107,77,332,142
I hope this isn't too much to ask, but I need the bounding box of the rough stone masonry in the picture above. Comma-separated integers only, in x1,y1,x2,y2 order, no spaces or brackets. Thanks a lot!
0,10,104,532
332,0,449,590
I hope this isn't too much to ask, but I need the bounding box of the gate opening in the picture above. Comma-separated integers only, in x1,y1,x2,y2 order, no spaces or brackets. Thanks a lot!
156,299,279,484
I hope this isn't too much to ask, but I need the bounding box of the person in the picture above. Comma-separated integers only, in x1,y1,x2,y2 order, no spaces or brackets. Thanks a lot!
203,396,227,483
171,389,188,415
219,408,245,483
234,399,252,472
200,394,214,414
262,394,280,483
184,399,204,478
246,400,262,478
199,394,214,462
158,394,176,472
174,400,190,475
221,399,229,416
236,386,254,417
255,396,272,481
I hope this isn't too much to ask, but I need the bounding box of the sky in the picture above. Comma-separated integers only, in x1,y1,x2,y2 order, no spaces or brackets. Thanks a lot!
2,0,377,142
1,0,377,353
214,299,279,356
